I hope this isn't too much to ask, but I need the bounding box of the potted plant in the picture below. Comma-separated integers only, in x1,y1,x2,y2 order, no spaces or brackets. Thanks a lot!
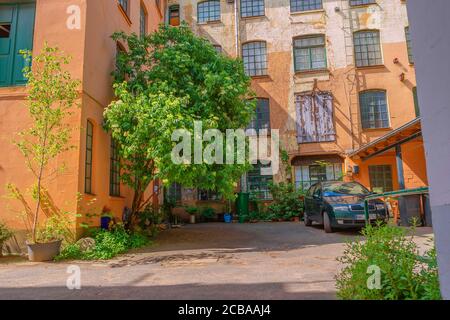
10,46,79,262
0,221,13,258
185,206,198,224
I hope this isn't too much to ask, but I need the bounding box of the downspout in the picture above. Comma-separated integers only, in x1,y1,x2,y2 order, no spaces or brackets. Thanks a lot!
234,0,239,57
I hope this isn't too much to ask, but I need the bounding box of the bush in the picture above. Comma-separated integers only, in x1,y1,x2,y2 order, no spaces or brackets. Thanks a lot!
56,224,151,261
0,221,13,244
267,183,304,220
336,223,441,300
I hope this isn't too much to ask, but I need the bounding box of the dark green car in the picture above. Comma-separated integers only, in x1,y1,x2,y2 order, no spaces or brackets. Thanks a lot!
304,181,388,233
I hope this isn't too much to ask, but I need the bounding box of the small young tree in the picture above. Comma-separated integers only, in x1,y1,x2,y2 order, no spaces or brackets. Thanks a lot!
105,24,255,226
14,44,79,243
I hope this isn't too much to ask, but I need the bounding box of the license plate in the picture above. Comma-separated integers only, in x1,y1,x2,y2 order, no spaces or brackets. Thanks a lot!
356,214,378,220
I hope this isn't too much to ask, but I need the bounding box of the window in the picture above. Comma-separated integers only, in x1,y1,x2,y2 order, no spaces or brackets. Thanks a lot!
140,4,147,37
354,30,382,67
359,90,390,129
0,3,36,87
118,0,129,14
85,121,94,194
369,165,393,193
291,0,323,12
247,98,270,132
242,41,267,76
295,92,336,143
349,0,376,6
169,5,180,26
293,35,327,72
405,26,414,64
198,189,221,201
247,162,273,200
413,87,420,117
198,1,221,23
241,0,265,18
110,138,120,197
295,162,343,190
167,183,182,202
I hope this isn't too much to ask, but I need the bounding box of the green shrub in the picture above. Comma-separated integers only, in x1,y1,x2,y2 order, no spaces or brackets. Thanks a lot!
56,224,150,261
201,207,215,220
268,183,304,220
0,221,13,244
336,223,441,300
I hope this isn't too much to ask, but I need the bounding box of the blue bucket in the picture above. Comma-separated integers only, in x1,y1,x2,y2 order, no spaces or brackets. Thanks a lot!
224,213,232,223
100,216,112,230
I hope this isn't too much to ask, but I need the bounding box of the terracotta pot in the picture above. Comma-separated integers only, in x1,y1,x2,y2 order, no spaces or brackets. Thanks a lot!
293,216,300,222
26,240,62,262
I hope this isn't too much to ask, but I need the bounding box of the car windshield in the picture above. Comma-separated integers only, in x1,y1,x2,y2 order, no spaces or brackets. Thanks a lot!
323,182,370,196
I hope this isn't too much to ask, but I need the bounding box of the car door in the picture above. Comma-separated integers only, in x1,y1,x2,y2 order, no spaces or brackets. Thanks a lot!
311,183,323,222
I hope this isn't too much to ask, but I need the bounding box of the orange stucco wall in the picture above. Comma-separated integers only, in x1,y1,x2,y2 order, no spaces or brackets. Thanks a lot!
0,0,165,245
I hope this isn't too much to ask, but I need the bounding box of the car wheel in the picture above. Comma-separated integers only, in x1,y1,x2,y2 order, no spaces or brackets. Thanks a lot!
304,212,313,226
323,212,334,233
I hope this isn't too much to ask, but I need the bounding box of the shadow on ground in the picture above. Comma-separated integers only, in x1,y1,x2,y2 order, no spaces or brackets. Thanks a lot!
0,282,337,300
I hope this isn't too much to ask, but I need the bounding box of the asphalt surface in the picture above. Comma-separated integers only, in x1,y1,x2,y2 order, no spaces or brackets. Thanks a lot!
0,222,434,300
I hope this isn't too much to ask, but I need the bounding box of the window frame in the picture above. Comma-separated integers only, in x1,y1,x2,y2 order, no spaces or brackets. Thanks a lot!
140,2,148,37
359,90,390,130
247,98,271,133
369,165,394,193
109,137,121,197
295,163,343,191
405,26,414,64
242,40,268,77
353,29,383,68
290,0,323,13
247,162,273,200
85,120,94,194
168,4,181,26
240,0,265,18
197,0,221,24
293,34,327,72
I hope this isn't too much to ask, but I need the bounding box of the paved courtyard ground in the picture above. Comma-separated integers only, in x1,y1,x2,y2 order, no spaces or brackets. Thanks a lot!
0,222,434,300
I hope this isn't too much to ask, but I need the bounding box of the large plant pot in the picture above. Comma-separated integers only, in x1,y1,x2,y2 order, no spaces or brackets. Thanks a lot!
26,240,62,262
189,215,196,224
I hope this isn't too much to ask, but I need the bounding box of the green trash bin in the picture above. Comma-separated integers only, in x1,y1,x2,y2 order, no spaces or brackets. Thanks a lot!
236,192,250,222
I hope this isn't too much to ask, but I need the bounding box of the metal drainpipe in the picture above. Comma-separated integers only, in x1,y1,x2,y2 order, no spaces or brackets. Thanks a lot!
234,0,239,58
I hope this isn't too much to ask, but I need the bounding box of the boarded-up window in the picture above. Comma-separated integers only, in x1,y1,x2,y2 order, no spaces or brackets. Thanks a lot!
295,92,336,143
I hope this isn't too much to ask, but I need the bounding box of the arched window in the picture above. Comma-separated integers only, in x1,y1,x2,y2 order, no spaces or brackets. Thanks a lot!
198,1,221,23
354,30,382,67
359,90,390,129
242,41,267,76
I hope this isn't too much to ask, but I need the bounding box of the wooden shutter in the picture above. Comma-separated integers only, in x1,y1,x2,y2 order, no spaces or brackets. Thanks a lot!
315,93,336,142
296,95,317,143
0,5,15,86
12,3,35,85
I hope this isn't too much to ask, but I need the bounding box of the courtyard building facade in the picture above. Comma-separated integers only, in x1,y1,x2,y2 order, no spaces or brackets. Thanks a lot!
165,0,428,211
